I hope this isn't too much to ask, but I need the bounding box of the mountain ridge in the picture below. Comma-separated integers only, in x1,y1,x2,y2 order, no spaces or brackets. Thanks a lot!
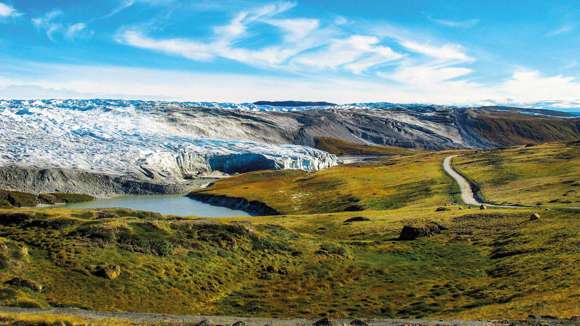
1,99,578,195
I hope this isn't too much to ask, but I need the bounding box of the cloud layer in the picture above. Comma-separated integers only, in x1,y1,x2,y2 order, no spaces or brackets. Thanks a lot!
0,0,579,108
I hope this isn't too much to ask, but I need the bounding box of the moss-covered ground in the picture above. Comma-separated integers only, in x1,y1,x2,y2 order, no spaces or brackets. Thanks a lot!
454,142,580,207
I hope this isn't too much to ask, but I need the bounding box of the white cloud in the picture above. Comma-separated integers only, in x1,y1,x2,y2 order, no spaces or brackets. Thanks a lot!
103,0,135,18
293,35,403,73
65,23,91,39
4,62,580,108
33,10,92,41
385,64,472,85
400,40,473,62
430,17,479,28
32,10,64,41
265,18,319,43
118,2,404,75
546,24,575,37
0,2,19,18
498,69,580,103
117,1,333,69
212,1,296,41
118,30,213,60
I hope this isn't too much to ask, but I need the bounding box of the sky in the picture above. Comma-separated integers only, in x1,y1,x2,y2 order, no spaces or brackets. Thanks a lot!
1,0,580,107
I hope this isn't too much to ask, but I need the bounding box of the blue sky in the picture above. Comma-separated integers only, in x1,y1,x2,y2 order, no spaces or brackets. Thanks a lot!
1,0,580,107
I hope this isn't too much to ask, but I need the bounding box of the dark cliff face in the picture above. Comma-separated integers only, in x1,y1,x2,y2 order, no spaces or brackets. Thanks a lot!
187,192,280,216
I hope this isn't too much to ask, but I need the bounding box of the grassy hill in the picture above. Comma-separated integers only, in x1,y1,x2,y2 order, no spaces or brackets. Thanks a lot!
461,109,580,146
192,151,456,215
0,206,578,320
0,145,579,321
454,142,580,207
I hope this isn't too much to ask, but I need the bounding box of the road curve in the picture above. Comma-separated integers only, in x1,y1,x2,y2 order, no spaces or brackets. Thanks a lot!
444,155,579,210
443,155,482,206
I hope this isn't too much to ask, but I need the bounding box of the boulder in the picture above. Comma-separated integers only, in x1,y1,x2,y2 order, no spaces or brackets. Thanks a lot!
313,318,338,326
5,277,43,292
96,264,121,280
231,322,246,326
343,216,370,224
399,223,444,240
480,205,486,210
530,213,540,220
196,319,212,326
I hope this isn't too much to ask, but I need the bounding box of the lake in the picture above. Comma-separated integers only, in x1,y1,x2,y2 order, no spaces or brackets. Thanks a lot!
64,194,250,217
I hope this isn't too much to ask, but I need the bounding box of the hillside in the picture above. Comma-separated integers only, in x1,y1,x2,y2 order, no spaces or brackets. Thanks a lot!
191,151,454,215
1,205,578,320
454,142,580,207
457,109,580,147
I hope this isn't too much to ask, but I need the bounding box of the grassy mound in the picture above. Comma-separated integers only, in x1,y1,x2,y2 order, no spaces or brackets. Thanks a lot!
192,152,456,215
454,142,580,207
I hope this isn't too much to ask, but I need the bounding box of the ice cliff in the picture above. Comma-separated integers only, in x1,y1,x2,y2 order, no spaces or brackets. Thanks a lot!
0,100,338,184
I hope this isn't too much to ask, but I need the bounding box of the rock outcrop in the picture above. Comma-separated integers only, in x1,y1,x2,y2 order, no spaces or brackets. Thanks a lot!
399,223,446,240
95,264,121,280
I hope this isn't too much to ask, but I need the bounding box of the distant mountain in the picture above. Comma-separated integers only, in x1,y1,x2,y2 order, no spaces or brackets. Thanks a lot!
253,100,336,107
1,99,579,195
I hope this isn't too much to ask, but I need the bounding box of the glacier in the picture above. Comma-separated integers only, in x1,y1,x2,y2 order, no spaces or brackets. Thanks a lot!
0,100,338,186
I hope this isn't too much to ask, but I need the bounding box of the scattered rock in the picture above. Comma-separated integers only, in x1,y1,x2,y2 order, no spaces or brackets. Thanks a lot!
95,264,121,280
196,319,212,326
313,318,338,326
399,223,444,240
530,213,540,220
315,244,351,258
5,277,43,292
343,216,370,224
480,205,486,210
231,322,246,326
259,265,289,278
350,320,369,326
435,207,450,212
